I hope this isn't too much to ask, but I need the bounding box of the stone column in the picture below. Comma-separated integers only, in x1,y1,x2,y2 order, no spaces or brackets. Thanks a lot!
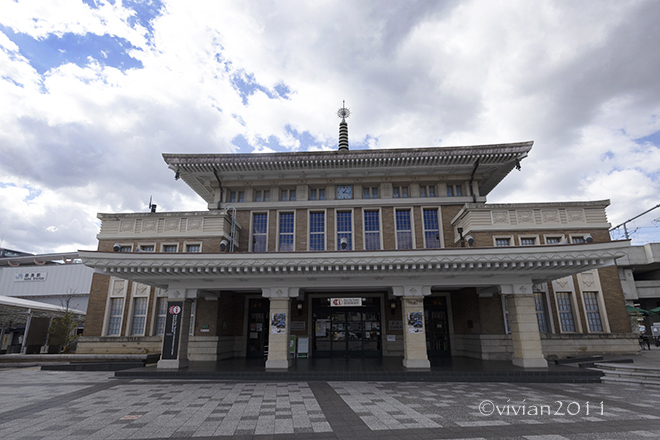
394,286,431,370
262,287,298,370
157,288,194,369
504,285,548,368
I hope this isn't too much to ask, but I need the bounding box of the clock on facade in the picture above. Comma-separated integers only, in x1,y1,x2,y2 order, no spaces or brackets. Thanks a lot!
336,185,352,199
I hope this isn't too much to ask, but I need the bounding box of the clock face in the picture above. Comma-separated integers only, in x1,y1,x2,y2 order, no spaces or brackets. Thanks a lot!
336,185,352,199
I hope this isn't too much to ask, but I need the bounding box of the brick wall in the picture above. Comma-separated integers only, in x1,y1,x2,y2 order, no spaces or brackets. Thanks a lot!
84,273,111,337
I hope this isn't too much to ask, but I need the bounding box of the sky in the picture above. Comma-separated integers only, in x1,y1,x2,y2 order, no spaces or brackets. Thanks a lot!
1,0,660,254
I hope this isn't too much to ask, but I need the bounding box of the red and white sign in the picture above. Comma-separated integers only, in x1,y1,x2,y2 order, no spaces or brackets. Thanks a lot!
330,298,362,307
169,305,181,315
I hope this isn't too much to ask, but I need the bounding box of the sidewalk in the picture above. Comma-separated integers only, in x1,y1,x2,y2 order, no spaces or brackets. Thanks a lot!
1,367,660,439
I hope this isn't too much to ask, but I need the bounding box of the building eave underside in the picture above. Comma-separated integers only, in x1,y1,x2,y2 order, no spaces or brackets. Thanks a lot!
163,143,533,203
80,241,628,291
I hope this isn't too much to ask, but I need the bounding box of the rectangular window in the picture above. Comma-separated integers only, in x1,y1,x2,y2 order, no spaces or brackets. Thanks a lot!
364,210,381,251
455,185,462,197
230,191,244,203
556,292,576,332
534,292,549,332
363,187,379,199
395,209,413,250
583,292,604,332
278,212,294,252
252,213,268,252
162,244,178,253
572,236,586,244
546,236,561,244
254,190,270,202
520,237,536,246
107,298,124,336
310,188,326,200
130,297,148,336
280,189,296,201
155,297,167,335
495,238,511,247
119,245,132,253
336,211,353,250
420,185,436,198
186,244,201,253
447,185,462,197
309,212,325,251
139,245,154,252
393,186,408,198
423,209,441,248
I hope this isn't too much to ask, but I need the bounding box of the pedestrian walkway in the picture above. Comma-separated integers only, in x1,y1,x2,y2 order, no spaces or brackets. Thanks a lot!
1,367,660,439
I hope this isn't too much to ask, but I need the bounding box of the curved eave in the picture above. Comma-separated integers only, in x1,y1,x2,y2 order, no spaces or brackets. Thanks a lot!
163,142,533,203
80,240,628,290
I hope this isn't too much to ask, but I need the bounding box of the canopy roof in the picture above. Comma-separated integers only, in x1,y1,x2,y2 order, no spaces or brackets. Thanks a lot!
0,295,85,328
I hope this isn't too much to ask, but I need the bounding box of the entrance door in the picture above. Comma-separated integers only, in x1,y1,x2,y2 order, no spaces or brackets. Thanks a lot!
246,298,269,358
424,297,450,356
312,297,382,358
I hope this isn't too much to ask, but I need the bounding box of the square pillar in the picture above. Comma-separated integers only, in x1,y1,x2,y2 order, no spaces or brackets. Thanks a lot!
265,297,291,370
401,297,430,370
506,293,548,368
157,299,192,369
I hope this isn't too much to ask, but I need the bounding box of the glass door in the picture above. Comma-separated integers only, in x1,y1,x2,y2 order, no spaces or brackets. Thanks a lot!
246,299,269,358
424,297,450,356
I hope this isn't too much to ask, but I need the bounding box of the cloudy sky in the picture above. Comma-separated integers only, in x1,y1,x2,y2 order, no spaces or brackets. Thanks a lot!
1,0,659,254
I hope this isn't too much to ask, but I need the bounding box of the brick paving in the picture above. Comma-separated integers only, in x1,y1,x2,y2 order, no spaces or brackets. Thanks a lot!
1,367,660,439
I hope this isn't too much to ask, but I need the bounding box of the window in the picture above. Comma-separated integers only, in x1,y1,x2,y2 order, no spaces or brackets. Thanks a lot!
423,209,441,248
278,212,294,252
364,210,381,251
186,244,201,253
162,244,178,253
363,187,379,199
229,191,244,203
252,213,268,252
571,236,586,244
583,292,603,332
520,237,537,246
189,300,196,335
309,212,325,251
395,209,413,250
534,292,549,332
280,189,296,201
420,185,436,198
139,245,154,252
502,297,510,334
155,297,167,335
393,186,408,198
107,298,124,336
336,211,353,250
495,238,511,247
545,236,562,244
556,292,576,332
254,190,270,202
119,245,132,253
310,188,326,200
447,184,462,197
130,297,148,336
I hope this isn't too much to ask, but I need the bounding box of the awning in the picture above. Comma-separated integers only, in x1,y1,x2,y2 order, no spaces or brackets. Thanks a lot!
0,295,85,328
626,305,653,316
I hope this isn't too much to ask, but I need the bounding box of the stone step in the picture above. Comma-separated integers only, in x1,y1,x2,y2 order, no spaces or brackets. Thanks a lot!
594,363,660,376
601,375,660,387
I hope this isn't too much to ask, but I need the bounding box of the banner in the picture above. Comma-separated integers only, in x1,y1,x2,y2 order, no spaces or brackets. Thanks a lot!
162,302,183,359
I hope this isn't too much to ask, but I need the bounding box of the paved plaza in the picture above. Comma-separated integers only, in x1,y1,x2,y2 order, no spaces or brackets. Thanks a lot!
1,368,660,440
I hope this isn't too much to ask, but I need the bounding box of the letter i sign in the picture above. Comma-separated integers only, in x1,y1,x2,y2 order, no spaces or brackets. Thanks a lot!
169,305,181,315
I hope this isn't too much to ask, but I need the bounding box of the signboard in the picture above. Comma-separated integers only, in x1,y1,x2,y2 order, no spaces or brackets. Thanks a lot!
330,298,362,307
271,313,286,334
290,321,306,332
388,320,403,331
14,272,48,282
162,302,183,360
298,337,309,358
407,312,424,334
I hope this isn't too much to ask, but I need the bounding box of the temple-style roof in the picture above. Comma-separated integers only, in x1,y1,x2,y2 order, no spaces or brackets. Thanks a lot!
163,142,533,204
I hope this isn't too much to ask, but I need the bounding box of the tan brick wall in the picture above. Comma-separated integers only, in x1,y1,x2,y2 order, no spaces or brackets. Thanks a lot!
296,209,307,251
217,291,246,337
382,207,395,250
478,294,507,334
354,207,363,250
412,206,424,249
327,208,335,251
441,205,463,248
597,266,631,333
84,273,111,337
450,288,481,334
194,297,218,336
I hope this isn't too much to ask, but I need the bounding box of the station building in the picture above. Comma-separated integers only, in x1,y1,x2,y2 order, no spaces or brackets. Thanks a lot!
78,121,636,370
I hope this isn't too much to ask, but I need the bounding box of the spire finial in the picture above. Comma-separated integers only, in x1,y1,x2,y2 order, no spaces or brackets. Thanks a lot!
337,101,350,151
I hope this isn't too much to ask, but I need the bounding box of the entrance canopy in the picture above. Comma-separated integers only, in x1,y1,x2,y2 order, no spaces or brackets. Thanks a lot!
79,241,630,293
0,295,85,328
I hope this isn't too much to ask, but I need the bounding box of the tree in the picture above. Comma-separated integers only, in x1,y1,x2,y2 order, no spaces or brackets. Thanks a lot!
47,313,80,353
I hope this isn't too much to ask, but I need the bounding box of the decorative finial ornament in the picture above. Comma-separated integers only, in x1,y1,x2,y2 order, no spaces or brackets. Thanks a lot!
337,100,351,122
337,100,350,151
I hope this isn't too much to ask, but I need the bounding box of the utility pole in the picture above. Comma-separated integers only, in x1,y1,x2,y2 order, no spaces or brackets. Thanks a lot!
609,203,660,239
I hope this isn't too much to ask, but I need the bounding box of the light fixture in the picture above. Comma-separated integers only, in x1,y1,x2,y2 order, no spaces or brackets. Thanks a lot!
297,300,303,315
390,300,396,315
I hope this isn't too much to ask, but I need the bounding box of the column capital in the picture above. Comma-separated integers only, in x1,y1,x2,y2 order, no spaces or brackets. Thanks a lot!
392,285,432,297
164,288,198,299
261,287,300,298
500,283,534,296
